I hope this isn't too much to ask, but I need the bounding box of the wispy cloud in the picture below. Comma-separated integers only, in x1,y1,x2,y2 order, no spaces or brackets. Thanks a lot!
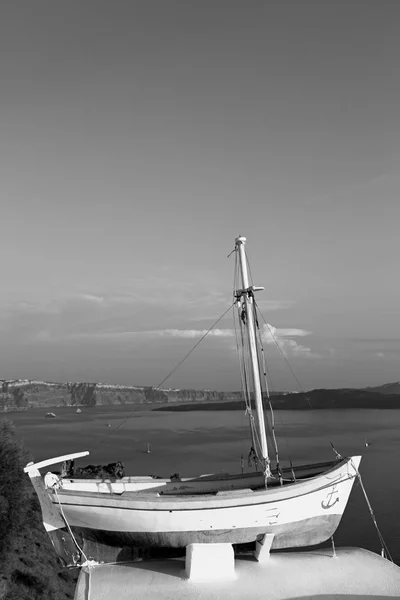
81,294,105,304
154,328,235,339
0,291,237,344
261,324,321,359
0,290,310,366
75,322,320,361
67,328,236,341
269,327,311,338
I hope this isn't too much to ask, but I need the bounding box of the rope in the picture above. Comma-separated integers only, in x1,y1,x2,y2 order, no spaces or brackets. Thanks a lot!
246,258,311,465
232,248,274,477
329,446,393,561
53,485,155,600
233,286,270,476
233,304,257,453
349,458,394,562
154,302,235,390
94,302,235,447
261,347,295,473
54,488,89,565
255,321,282,483
233,251,260,458
255,306,313,409
243,259,303,467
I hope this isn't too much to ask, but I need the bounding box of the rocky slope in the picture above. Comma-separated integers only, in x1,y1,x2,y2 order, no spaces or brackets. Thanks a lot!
362,381,400,395
2,378,400,412
156,387,400,411
0,379,239,411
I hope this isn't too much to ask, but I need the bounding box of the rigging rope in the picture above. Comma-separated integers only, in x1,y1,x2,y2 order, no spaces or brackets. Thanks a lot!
233,252,259,459
245,254,310,466
154,302,235,390
233,303,258,454
242,252,282,466
350,459,394,562
254,319,283,483
329,446,393,562
95,302,235,448
255,305,313,409
259,343,296,475
233,251,272,477
54,487,89,565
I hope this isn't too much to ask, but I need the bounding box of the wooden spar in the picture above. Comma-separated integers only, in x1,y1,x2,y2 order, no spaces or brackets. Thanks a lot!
235,236,269,465
23,451,90,472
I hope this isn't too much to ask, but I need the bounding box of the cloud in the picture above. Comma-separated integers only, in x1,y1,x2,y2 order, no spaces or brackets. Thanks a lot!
374,351,385,359
261,324,321,359
81,294,105,304
0,286,307,364
261,324,311,342
62,321,323,363
69,328,236,341
155,328,235,339
270,328,311,338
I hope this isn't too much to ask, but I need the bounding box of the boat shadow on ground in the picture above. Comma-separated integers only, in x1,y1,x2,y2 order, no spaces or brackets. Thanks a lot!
116,558,186,580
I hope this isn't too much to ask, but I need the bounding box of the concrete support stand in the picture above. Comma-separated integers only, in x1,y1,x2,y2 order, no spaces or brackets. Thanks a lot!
185,543,236,581
254,534,275,563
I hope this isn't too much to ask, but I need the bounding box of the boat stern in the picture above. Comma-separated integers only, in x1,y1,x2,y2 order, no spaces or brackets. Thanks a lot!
269,454,362,550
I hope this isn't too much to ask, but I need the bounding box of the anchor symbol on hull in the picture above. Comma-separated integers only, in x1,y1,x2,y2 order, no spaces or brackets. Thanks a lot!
321,484,340,509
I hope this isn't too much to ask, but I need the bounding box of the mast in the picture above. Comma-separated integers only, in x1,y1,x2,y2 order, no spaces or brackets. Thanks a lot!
235,236,269,465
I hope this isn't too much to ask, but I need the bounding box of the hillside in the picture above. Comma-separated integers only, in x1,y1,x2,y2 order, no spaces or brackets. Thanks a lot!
0,420,78,599
155,388,400,411
2,378,400,412
0,379,240,411
362,381,400,395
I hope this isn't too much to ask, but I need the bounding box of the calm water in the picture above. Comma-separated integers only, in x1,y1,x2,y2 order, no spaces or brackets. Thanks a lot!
7,406,400,564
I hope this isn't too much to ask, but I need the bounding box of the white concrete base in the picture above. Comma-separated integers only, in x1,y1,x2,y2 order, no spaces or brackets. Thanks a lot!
185,543,236,581
254,533,274,563
73,547,400,600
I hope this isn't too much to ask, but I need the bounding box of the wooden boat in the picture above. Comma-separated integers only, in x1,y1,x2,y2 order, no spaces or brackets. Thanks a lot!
25,236,362,566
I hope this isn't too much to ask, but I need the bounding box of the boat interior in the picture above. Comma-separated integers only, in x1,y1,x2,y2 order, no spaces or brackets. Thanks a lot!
56,458,341,496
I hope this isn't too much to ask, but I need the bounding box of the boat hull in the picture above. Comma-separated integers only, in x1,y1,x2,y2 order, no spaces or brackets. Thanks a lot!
75,514,341,550
49,456,361,550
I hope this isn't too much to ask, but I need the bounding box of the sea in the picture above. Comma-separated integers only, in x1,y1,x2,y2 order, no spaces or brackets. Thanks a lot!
7,406,400,564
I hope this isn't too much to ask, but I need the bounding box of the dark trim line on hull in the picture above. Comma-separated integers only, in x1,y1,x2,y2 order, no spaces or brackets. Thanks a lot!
51,474,355,512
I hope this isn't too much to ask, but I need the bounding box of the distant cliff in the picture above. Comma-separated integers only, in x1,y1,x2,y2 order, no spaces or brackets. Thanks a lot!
362,381,400,395
156,388,400,411
1,379,400,412
0,379,237,411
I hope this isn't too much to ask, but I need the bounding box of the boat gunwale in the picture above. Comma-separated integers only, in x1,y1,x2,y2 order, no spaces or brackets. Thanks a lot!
58,459,341,485
50,456,360,511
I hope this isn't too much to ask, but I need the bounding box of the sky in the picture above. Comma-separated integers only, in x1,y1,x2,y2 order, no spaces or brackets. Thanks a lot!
0,0,399,391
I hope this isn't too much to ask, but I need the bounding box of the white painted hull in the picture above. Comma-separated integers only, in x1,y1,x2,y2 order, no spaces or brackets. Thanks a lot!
50,456,361,549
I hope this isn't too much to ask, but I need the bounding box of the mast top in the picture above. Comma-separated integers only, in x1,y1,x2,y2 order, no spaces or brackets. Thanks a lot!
235,236,246,245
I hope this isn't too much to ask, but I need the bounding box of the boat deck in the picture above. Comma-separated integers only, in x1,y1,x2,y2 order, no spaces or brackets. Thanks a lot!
74,547,400,600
